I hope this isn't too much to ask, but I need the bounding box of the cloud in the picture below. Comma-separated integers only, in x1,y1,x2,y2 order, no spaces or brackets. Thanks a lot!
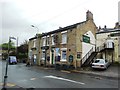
1,0,119,45
118,1,120,25
2,2,33,45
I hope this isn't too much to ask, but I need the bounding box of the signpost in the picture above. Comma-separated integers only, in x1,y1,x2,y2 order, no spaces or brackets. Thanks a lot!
83,35,90,43
2,37,16,90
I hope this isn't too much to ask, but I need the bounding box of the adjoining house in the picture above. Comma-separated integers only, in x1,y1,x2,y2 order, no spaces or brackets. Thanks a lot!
28,34,41,65
96,23,120,63
28,11,97,68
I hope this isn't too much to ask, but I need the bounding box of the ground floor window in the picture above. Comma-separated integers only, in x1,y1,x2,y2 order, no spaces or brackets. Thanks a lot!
33,55,37,64
41,51,45,60
55,48,60,61
61,50,67,61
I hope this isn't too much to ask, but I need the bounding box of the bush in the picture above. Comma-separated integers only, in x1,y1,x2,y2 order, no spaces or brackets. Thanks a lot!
18,53,27,59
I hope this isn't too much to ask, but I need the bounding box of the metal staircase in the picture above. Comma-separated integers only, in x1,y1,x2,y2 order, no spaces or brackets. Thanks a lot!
81,47,98,67
96,42,114,52
80,41,114,67
81,52,97,67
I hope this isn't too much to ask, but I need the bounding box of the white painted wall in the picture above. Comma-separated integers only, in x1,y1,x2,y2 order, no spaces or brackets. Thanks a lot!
86,31,96,45
96,33,110,47
82,42,95,58
82,31,95,58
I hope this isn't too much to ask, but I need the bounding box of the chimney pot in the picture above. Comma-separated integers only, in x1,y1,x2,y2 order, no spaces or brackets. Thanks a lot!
86,10,93,21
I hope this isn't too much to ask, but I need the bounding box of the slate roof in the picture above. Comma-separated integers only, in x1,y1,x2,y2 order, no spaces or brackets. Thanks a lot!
29,21,86,40
96,28,120,34
43,21,86,36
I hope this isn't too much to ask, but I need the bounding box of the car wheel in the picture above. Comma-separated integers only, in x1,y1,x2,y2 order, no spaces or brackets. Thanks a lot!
104,66,107,70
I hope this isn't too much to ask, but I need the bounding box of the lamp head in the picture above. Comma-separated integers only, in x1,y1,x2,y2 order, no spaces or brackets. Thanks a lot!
31,25,35,27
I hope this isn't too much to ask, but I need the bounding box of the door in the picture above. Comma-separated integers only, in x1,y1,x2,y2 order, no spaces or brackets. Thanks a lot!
51,49,55,65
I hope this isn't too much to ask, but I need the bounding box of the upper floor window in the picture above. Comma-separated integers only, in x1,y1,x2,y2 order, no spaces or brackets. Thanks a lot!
42,37,46,46
52,36,55,45
47,36,49,46
62,32,67,44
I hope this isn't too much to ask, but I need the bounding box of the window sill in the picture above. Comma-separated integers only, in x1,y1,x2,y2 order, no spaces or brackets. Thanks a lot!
61,43,67,44
60,59,67,62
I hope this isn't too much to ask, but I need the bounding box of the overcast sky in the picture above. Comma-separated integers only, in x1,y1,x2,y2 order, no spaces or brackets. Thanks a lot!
0,0,119,46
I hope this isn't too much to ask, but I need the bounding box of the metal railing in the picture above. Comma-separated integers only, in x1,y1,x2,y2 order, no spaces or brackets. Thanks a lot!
81,47,93,65
96,45,104,52
96,42,114,52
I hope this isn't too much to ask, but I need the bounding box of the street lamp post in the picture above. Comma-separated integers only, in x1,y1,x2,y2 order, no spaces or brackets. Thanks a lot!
31,25,39,65
2,37,16,90
31,25,39,34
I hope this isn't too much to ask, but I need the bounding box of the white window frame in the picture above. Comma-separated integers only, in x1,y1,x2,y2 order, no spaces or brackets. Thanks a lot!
61,48,67,61
41,50,45,60
51,34,55,45
42,37,46,46
47,36,49,46
61,31,67,44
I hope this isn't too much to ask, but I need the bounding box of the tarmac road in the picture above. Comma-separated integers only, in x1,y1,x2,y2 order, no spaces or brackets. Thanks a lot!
0,60,119,89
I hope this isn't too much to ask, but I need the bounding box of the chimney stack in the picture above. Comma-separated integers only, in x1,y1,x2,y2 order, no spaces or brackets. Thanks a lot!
114,22,120,29
86,10,93,21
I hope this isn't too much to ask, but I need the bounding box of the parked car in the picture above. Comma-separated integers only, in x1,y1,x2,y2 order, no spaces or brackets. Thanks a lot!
7,56,17,64
91,59,111,70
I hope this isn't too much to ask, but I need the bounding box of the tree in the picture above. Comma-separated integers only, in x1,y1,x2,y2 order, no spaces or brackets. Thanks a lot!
17,40,28,53
17,40,28,62
0,42,15,50
0,42,16,60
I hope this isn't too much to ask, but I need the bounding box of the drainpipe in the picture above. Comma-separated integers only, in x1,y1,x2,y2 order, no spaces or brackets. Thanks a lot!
44,34,47,67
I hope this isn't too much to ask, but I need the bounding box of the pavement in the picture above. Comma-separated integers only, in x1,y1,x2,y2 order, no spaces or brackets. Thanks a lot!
31,64,119,80
71,65,119,80
0,82,25,90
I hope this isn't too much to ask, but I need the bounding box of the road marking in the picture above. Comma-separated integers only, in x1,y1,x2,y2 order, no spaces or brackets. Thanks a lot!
30,78,36,80
61,70,71,73
7,83,16,87
43,75,85,85
95,77,102,80
0,82,16,87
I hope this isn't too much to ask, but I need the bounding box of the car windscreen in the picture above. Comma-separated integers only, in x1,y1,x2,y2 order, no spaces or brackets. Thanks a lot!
94,59,105,64
10,56,17,61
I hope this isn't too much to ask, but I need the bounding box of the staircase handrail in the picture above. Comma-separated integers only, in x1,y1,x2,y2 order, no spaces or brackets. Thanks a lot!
96,41,114,52
81,47,93,65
